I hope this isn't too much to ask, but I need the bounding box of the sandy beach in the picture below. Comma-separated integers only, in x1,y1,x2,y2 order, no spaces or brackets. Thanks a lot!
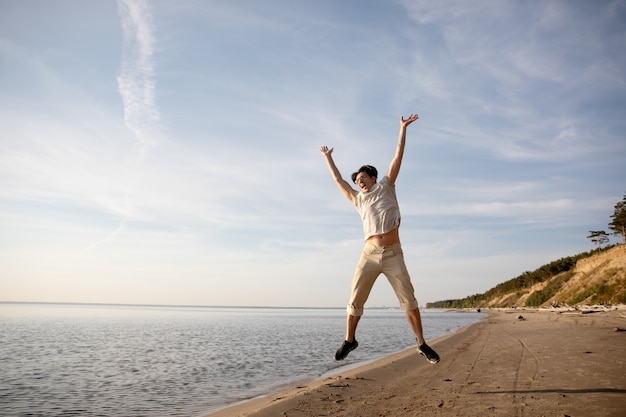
206,307,626,417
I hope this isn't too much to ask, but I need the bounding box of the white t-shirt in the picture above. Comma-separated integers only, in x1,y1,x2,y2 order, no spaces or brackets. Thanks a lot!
353,176,401,240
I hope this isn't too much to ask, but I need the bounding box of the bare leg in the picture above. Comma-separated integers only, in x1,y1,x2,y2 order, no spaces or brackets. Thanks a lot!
335,314,361,360
405,307,425,345
345,314,361,342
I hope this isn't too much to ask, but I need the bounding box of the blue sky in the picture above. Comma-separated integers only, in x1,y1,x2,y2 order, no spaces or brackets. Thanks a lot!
1,0,625,308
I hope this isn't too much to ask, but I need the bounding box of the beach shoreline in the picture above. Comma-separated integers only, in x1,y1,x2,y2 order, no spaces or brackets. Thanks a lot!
204,306,626,417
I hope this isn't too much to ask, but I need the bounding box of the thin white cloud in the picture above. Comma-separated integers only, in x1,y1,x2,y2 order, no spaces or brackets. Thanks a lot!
80,220,128,254
81,0,161,253
116,0,161,159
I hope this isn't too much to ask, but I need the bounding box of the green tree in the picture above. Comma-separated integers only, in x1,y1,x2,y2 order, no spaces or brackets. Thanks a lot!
587,230,609,248
608,193,626,243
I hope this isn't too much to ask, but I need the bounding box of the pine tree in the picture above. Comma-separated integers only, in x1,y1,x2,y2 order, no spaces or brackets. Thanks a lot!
587,230,609,248
608,193,626,243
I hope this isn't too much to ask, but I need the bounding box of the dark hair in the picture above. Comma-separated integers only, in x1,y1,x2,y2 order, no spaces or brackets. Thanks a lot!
351,165,378,184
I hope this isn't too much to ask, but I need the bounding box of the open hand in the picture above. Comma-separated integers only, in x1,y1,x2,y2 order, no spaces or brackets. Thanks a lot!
400,114,419,127
320,145,334,156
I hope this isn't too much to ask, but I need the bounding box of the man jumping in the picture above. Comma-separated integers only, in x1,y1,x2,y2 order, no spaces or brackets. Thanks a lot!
320,113,440,364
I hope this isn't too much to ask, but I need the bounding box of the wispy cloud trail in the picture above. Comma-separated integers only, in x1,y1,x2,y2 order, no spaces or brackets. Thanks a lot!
81,220,128,254
83,0,159,253
117,0,160,159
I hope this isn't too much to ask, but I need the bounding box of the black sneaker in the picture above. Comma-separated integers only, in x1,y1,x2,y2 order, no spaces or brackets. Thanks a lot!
417,342,440,364
334,339,358,360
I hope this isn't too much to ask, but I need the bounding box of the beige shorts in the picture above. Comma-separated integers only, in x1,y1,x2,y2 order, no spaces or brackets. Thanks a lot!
347,243,419,316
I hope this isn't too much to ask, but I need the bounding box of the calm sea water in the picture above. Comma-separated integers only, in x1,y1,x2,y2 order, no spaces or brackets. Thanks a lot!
0,303,484,416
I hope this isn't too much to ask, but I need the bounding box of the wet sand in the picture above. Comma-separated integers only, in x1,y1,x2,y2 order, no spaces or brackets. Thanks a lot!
206,307,626,417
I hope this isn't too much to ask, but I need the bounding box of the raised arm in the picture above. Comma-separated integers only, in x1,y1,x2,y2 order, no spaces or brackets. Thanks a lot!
320,146,358,203
386,114,419,185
